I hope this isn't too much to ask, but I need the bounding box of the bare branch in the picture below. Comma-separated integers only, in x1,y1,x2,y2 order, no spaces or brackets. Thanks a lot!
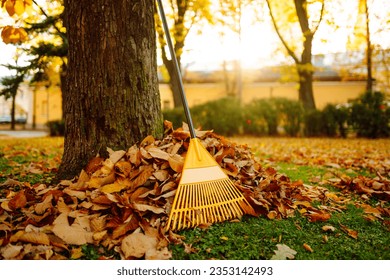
265,0,299,63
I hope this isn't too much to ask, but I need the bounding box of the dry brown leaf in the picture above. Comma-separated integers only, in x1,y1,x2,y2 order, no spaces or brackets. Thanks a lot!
270,244,297,260
303,243,314,253
121,231,157,259
1,244,23,259
8,190,27,210
100,182,127,194
112,217,139,239
107,149,126,164
34,194,53,215
70,247,84,259
340,224,358,239
153,169,169,181
19,231,50,245
140,135,155,147
63,188,86,200
307,211,331,222
133,203,165,214
145,247,172,260
51,213,93,245
168,154,184,173
322,225,336,232
114,161,132,177
267,210,278,219
148,147,170,160
132,165,155,189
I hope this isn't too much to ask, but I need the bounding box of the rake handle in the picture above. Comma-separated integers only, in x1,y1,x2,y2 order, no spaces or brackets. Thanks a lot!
156,0,196,139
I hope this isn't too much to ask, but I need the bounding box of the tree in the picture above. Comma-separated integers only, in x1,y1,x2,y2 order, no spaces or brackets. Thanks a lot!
347,0,374,92
266,0,325,110
0,63,26,130
58,0,163,179
155,0,212,108
1,0,67,128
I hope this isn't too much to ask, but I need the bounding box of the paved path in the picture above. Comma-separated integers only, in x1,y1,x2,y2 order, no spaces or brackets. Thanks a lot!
0,130,49,139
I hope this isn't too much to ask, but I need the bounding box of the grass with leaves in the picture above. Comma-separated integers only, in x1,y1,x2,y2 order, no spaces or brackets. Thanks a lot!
0,136,389,260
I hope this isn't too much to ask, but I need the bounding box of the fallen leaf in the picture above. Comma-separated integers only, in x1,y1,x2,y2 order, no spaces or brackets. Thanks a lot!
133,203,165,214
0,244,23,259
51,213,94,245
8,190,27,210
340,224,358,239
303,243,314,253
307,211,331,222
121,231,157,259
34,194,53,215
322,225,336,232
100,182,127,194
270,244,297,260
19,232,50,245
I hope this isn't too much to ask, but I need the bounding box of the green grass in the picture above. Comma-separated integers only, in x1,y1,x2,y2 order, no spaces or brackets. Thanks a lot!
171,161,389,260
1,137,389,260
171,204,390,260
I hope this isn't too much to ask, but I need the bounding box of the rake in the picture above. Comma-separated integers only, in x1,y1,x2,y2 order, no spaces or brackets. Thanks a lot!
157,0,255,231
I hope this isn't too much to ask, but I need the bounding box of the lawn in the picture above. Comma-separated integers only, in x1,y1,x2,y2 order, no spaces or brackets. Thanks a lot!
0,136,389,260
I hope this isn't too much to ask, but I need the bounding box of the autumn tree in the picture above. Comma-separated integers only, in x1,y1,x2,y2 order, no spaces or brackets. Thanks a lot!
265,0,325,110
156,0,213,108
1,0,67,129
57,0,163,178
0,63,26,130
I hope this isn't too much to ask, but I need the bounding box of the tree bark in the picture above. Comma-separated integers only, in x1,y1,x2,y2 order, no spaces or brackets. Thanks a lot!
364,0,373,92
266,0,323,111
58,0,163,179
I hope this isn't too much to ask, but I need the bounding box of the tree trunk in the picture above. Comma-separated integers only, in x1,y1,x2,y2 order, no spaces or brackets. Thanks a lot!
297,67,316,110
58,0,163,179
164,59,184,108
364,0,373,92
298,32,316,110
10,94,16,130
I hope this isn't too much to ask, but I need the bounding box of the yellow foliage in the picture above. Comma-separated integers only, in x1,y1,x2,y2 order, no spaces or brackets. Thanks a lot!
1,0,32,17
1,25,27,43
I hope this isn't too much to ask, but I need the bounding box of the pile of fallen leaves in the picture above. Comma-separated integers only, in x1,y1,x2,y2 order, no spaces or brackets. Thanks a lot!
0,122,388,260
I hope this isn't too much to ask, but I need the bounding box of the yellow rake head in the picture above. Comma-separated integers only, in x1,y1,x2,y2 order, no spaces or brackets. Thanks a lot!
166,138,255,231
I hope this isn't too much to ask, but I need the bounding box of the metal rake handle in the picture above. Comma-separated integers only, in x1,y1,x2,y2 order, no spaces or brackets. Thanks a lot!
156,0,196,138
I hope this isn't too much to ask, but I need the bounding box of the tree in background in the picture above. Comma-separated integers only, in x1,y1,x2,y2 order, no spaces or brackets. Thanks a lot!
265,0,325,110
156,0,213,108
59,0,163,178
0,62,27,130
1,0,67,128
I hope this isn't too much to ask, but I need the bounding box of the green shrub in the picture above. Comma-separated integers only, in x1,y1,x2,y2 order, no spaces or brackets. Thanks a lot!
304,109,324,137
163,98,244,136
349,91,390,138
243,99,277,136
191,97,243,136
162,107,186,129
46,120,65,136
273,98,304,136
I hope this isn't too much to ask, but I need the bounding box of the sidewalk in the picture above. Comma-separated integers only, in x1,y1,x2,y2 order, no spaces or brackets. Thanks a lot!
0,130,49,139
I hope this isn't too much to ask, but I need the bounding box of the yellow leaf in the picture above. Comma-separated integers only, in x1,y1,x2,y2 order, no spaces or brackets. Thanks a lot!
14,0,24,15
267,210,278,219
220,236,229,241
70,247,84,259
101,182,127,194
303,243,314,253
